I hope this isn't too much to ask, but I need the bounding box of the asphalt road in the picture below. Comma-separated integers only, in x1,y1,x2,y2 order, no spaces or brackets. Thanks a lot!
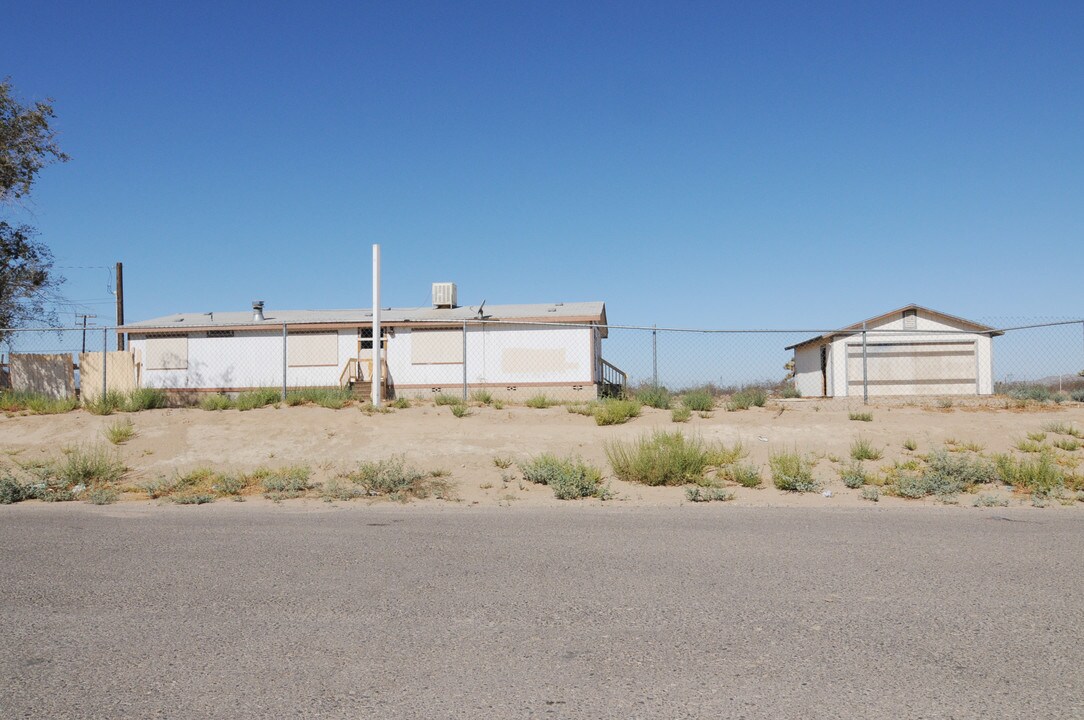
1,503,1081,719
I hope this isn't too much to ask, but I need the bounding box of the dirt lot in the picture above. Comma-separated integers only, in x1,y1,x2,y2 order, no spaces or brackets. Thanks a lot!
2,398,1083,508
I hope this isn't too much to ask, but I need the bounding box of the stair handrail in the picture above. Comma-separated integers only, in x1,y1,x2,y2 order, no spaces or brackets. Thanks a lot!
339,357,359,389
599,358,627,391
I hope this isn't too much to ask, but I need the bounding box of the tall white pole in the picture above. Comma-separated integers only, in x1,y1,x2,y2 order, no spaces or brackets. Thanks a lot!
372,244,382,406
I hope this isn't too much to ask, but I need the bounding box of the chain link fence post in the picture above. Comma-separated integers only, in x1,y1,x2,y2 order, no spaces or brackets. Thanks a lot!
101,326,108,400
462,320,469,402
652,325,658,388
861,322,868,405
282,323,288,401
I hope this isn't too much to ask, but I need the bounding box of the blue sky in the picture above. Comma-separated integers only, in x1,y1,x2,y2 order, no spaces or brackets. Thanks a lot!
5,1,1083,331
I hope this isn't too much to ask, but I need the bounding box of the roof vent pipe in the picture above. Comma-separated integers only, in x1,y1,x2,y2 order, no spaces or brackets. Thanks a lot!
252,300,265,322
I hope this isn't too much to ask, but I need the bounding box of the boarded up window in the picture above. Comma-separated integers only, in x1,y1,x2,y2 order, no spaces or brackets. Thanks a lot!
146,335,188,370
288,332,337,367
411,329,463,364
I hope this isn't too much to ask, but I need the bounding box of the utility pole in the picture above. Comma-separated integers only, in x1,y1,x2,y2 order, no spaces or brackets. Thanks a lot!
115,262,125,351
77,314,97,354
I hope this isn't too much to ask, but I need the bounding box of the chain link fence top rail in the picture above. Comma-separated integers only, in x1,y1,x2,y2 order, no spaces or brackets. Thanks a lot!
0,319,1081,403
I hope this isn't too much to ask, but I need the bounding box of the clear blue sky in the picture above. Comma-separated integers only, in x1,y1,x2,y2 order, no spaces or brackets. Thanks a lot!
5,1,1083,331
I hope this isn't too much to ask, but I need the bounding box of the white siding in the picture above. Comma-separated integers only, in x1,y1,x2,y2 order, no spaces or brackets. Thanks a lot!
793,345,823,398
131,329,354,390
131,324,595,392
820,311,994,397
386,324,593,389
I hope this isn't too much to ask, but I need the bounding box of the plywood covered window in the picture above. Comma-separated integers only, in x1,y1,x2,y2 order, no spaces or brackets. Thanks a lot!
411,329,463,364
288,331,337,367
146,334,188,370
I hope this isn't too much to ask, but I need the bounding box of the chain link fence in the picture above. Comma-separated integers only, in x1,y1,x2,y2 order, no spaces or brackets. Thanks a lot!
1,319,1081,406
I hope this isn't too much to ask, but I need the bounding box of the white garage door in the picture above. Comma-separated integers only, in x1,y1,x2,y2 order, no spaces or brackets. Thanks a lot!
847,340,977,396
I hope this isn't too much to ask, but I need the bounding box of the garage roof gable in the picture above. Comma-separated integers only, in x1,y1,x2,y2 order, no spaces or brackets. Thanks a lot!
785,305,1002,351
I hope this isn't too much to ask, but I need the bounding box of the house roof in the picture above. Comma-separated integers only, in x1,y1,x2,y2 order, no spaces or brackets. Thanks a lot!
785,304,1002,351
121,301,609,336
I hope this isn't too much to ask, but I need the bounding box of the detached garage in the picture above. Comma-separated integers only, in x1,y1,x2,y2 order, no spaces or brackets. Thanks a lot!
787,305,1002,398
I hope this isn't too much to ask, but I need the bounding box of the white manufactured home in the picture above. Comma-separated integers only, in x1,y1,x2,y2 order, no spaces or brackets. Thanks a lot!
120,285,625,401
787,305,1001,398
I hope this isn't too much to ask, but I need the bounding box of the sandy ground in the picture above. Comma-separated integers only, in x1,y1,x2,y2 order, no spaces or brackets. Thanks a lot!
1,398,1082,509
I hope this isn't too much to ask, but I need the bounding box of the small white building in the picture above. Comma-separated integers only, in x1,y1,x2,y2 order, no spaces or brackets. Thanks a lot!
786,305,1001,398
120,286,625,401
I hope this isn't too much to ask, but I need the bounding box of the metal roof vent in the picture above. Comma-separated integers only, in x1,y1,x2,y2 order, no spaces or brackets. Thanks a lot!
252,300,265,322
432,283,457,309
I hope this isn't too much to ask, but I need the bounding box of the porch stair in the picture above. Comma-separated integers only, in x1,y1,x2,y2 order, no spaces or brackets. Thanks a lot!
340,358,389,401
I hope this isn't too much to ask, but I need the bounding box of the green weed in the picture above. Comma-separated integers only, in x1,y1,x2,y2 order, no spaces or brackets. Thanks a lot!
1015,438,1045,453
235,388,281,411
0,390,78,414
726,387,767,411
593,398,641,426
671,406,691,423
1008,385,1052,403
1042,422,1082,438
470,390,494,405
849,412,873,422
974,494,1009,507
285,387,353,409
635,386,671,410
850,437,882,461
722,463,762,488
56,444,127,487
199,393,234,411
519,454,607,500
705,441,747,467
0,475,27,504
104,418,135,445
685,486,734,502
172,493,216,505
320,478,364,501
680,389,714,412
260,466,313,496
770,451,819,492
347,456,450,500
86,487,119,505
124,388,168,411
840,461,868,489
85,390,125,415
525,394,557,409
995,451,1064,495
605,431,708,486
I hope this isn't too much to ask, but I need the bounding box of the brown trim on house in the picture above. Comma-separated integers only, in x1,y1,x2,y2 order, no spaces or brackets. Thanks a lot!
846,378,976,386
394,381,597,389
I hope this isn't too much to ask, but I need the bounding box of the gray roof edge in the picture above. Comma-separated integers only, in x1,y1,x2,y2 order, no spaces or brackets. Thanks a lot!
121,301,607,331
